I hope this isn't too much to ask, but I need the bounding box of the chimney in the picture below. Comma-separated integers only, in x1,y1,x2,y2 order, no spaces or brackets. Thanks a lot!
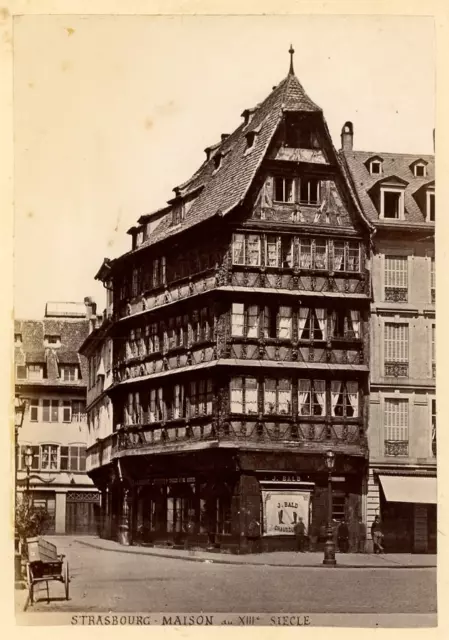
221,133,229,142
84,296,97,319
341,121,354,151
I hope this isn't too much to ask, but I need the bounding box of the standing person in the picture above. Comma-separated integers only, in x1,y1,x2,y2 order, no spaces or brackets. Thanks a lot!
338,519,349,553
357,517,367,553
293,517,306,552
371,515,384,554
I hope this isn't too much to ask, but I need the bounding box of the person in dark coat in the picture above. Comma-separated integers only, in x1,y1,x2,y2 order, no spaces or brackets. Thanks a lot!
337,519,349,553
293,517,306,552
371,516,384,554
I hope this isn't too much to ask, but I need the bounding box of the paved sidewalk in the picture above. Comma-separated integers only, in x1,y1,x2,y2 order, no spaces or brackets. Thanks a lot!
75,536,436,569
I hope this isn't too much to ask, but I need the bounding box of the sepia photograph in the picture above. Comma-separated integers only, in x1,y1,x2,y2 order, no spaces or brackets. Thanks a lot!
9,9,439,628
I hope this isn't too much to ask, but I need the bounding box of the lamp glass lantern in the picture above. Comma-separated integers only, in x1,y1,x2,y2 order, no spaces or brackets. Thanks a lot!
14,396,26,429
24,446,33,470
325,450,336,472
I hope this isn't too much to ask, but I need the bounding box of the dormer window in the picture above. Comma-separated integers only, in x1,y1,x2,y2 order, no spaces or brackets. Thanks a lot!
415,164,426,178
60,365,79,382
172,203,185,226
136,229,144,247
44,334,61,348
245,131,256,150
381,189,404,219
427,190,435,222
14,333,22,345
370,160,382,175
213,153,223,171
410,159,428,178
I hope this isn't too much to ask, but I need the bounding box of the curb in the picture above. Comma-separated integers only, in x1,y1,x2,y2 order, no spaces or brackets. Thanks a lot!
75,539,435,570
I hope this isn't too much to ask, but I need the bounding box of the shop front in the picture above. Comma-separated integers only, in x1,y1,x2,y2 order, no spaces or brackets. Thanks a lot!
92,450,366,553
377,473,437,553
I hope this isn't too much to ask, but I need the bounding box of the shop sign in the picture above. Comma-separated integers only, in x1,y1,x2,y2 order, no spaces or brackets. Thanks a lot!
262,490,311,536
259,473,302,483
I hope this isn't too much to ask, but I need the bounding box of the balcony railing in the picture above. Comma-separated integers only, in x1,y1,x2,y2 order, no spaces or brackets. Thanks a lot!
384,362,409,378
385,287,408,303
384,440,409,457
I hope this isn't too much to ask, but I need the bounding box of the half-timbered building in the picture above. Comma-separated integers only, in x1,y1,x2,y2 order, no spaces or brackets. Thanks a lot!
84,51,374,551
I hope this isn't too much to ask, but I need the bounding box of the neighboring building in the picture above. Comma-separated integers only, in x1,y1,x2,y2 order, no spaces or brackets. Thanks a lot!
85,51,375,552
15,299,101,535
79,261,115,539
341,127,436,553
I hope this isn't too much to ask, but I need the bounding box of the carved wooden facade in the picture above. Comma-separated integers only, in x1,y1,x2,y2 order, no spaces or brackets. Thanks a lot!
86,61,373,551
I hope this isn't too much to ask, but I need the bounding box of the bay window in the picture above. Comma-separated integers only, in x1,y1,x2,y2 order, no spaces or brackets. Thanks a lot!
264,378,292,415
230,377,258,414
298,379,326,416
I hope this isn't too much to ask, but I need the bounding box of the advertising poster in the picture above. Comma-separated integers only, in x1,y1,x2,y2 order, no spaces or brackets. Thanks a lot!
262,490,311,536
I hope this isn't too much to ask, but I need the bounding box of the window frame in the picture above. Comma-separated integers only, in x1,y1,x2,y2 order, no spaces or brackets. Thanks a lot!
384,397,409,451
380,187,405,220
230,376,258,415
299,177,321,206
273,176,295,204
263,378,292,415
426,190,435,222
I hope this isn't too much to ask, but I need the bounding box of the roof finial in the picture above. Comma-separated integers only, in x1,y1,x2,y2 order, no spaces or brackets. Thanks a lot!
288,44,295,75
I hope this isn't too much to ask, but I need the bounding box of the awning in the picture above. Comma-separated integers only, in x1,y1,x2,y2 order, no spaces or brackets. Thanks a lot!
379,475,437,504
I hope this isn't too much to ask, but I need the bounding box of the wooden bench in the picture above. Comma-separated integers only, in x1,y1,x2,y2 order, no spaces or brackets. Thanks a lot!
26,537,69,604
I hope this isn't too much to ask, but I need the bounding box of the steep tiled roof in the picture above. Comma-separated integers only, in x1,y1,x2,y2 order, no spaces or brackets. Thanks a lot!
341,150,435,224
14,317,89,386
126,72,322,254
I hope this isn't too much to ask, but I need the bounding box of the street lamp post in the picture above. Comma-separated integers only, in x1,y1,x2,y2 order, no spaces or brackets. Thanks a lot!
14,396,26,583
323,450,337,566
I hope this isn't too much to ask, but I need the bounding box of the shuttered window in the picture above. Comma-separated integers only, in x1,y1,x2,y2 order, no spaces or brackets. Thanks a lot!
385,256,408,298
384,323,409,362
384,399,409,441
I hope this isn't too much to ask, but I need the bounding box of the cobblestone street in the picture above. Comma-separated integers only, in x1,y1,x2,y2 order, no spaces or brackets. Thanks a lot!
17,538,437,617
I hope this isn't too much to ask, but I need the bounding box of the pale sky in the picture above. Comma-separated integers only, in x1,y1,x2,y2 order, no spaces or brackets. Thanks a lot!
13,14,435,318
